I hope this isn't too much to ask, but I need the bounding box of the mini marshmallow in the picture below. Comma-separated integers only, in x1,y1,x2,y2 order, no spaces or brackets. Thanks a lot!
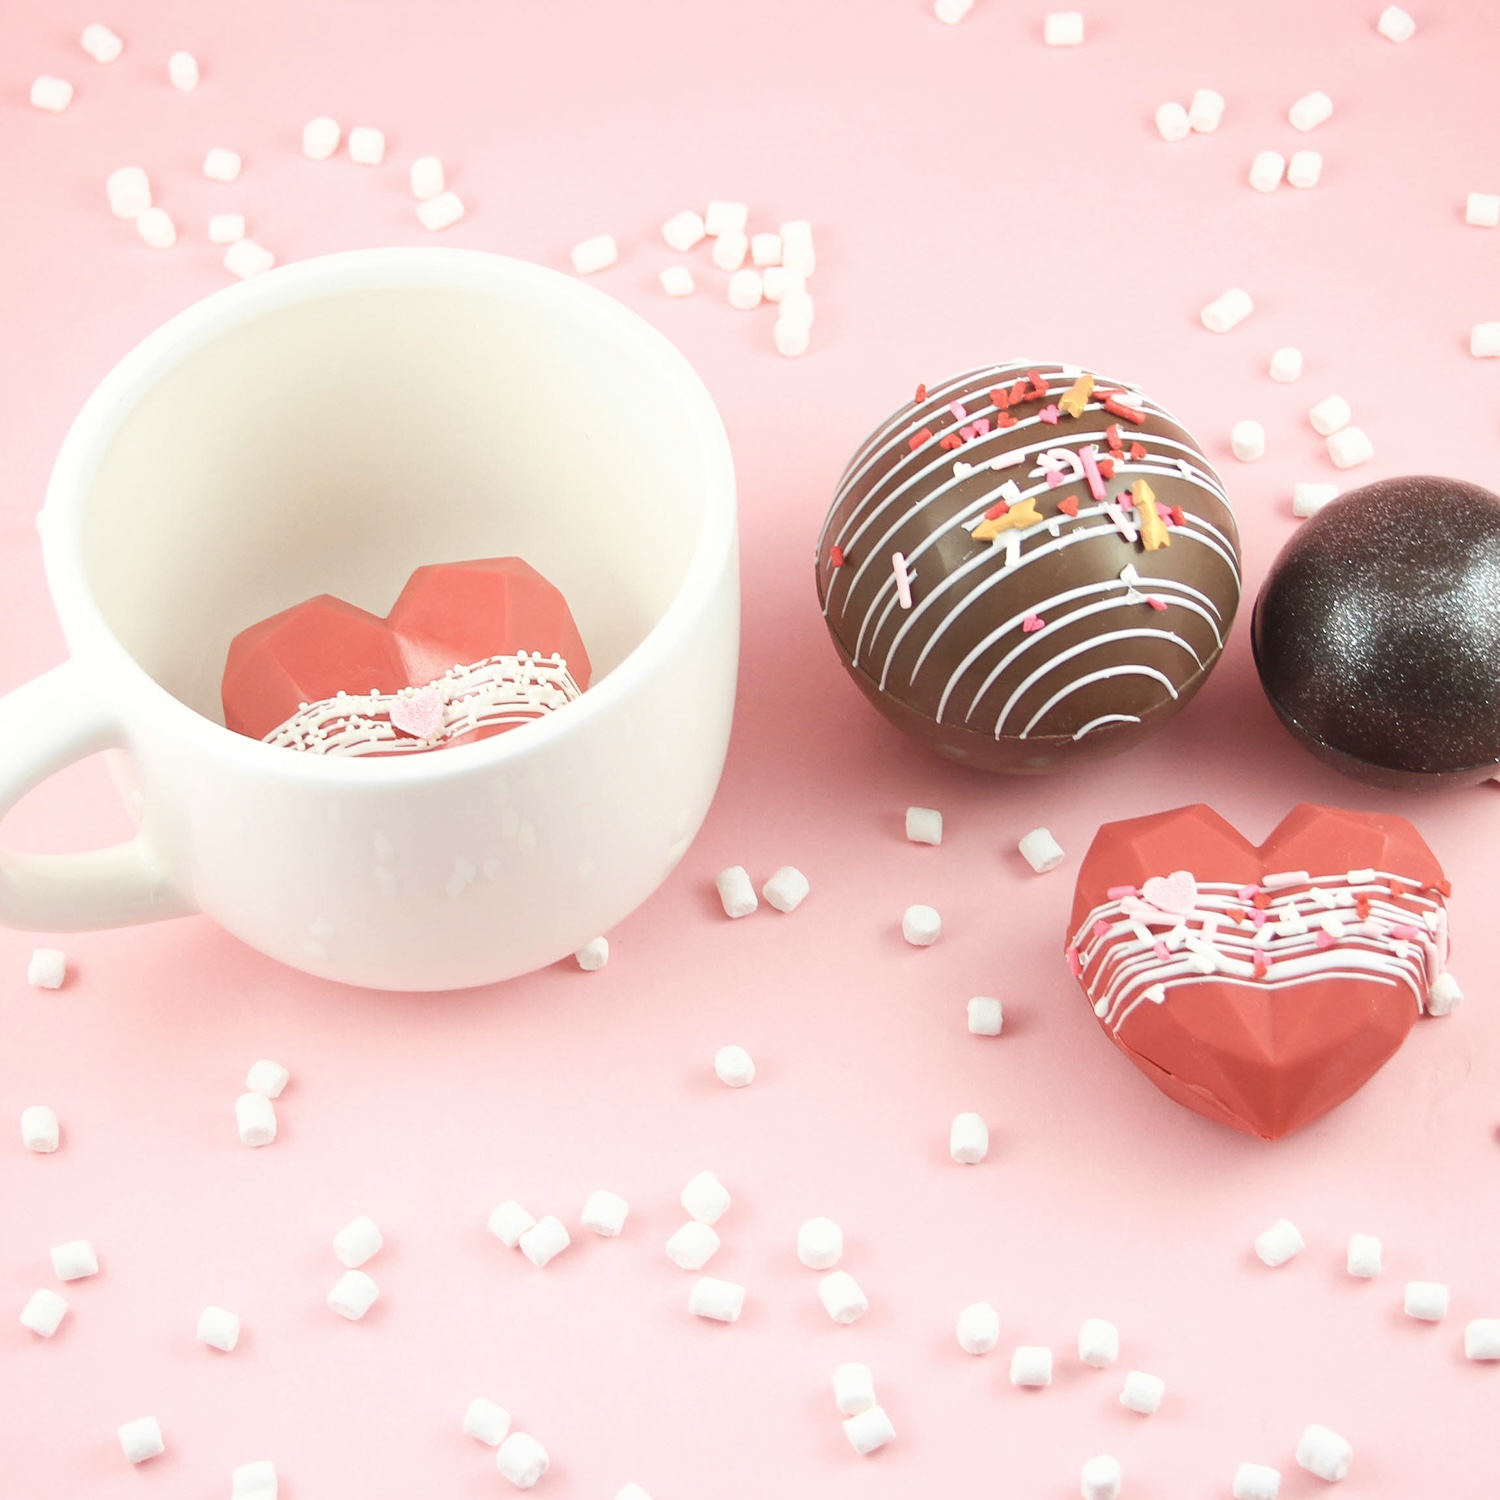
197,1304,240,1351
1293,482,1340,518
1288,150,1322,188
302,116,341,160
327,1269,378,1319
225,239,275,278
1044,11,1084,45
118,1416,164,1464
1231,420,1266,461
1270,346,1303,382
464,1396,511,1445
957,1300,1000,1354
1347,1232,1382,1277
581,1189,629,1236
1296,1423,1352,1482
348,126,385,165
751,232,782,266
574,936,609,971
1471,322,1500,357
968,996,1003,1035
682,1169,731,1224
660,265,695,297
763,266,805,302
231,1461,277,1497
774,318,810,358
781,219,816,275
819,1270,869,1324
1249,150,1286,192
950,1112,989,1164
137,207,176,249
51,1239,98,1281
1289,90,1333,131
1428,971,1463,1016
666,1220,721,1271
903,903,941,945
1081,1455,1122,1500
30,77,74,112
496,1431,550,1489
107,166,152,219
333,1215,382,1268
1189,88,1225,132
1404,1280,1449,1321
571,235,618,274
704,200,749,237
1255,1218,1304,1267
798,1217,843,1269
935,0,974,21
1019,827,1065,873
762,865,809,913
1120,1370,1165,1414
21,1105,59,1153
1233,1463,1282,1500
21,1288,68,1337
82,24,124,62
1466,193,1500,227
833,1362,876,1414
1155,103,1190,142
689,1276,744,1322
1378,4,1415,41
415,190,465,231
168,51,199,90
1327,427,1374,468
28,948,66,988
716,865,758,918
714,1044,756,1087
711,231,749,271
1465,1319,1500,1360
204,148,242,182
490,1200,537,1247
410,156,445,200
727,269,763,310
246,1059,289,1098
1201,287,1253,333
660,212,705,254
1010,1345,1052,1386
236,1092,276,1146
1309,394,1352,435
1079,1318,1120,1368
843,1405,895,1456
905,806,942,845
518,1215,570,1268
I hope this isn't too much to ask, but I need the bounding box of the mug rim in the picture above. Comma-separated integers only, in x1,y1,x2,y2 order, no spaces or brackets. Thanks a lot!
40,247,737,782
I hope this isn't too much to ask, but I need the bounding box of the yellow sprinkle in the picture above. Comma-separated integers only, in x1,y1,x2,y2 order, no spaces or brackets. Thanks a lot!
1058,374,1095,418
1134,479,1171,551
972,495,1044,542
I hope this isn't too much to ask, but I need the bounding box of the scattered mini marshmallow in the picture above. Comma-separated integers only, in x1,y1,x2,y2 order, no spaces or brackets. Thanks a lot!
327,1269,378,1319
1254,1218,1304,1267
464,1396,512,1446
833,1362,876,1414
204,148,242,182
704,200,749,237
246,1059,289,1099
666,1221,721,1271
1269,346,1304,382
762,865,809,913
1249,150,1286,193
1044,11,1084,45
682,1169,731,1224
197,1304,240,1351
574,936,609,971
1292,482,1340,518
1466,192,1500,227
1289,91,1333,131
1120,1370,1166,1414
1009,1345,1053,1386
1309,395,1352,435
225,239,275,278
843,1405,895,1456
774,318,810,358
230,1460,277,1498
779,288,815,329
956,1300,1000,1354
798,1217,843,1269
1327,427,1374,468
496,1431,550,1489
21,1288,68,1337
348,126,385,165
727,269,764,310
302,117,341,160
905,806,942,845
781,220,816,275
660,265,695,297
168,51,199,90
1232,1463,1282,1500
118,1416,165,1464
688,1276,744,1322
1189,88,1225,132
571,235,618,274
414,190,465,231
662,210,706,251
82,24,124,62
28,948,66,988
518,1215,570,1268
1404,1280,1450,1321
819,1270,869,1324
902,904,941,945
1019,827,1065,873
581,1190,629,1236
31,76,74,112
1471,322,1500,358
967,996,1003,1035
489,1200,537,1248
236,1092,277,1147
1155,102,1190,142
1428,971,1463,1016
1201,287,1254,333
107,166,153,219
711,231,749,271
410,156,445,200
1345,1232,1382,1278
1465,1319,1500,1360
716,866,758,918
136,207,176,249
935,0,974,21
1231,420,1266,462
1078,1318,1120,1368
1081,1455,1122,1500
1378,4,1415,41
1296,1423,1352,1482
751,232,782,266
950,1112,989,1164
714,1044,756,1087
333,1215,382,1268
51,1239,98,1281
21,1105,59,1153
1288,150,1322,188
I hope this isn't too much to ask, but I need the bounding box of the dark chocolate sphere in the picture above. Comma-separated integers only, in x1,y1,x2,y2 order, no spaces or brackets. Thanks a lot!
1252,475,1500,787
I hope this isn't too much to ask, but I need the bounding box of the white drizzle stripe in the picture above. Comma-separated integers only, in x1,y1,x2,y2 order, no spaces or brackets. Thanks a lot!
1017,664,1182,738
1073,714,1141,740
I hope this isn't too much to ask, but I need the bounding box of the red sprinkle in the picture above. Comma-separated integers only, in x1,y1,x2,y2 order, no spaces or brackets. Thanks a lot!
1145,596,1169,612
1027,369,1049,399
1253,953,1270,979
989,386,1009,409
1010,379,1030,406
1098,458,1115,479
996,410,1017,427
1355,895,1373,920
909,428,932,451
1253,891,1274,910
915,383,928,403
1101,393,1146,423
1228,908,1248,925
1130,441,1148,460
939,433,963,450
1105,423,1123,451
829,545,845,568
1169,505,1186,525
1057,496,1080,517
984,498,1011,520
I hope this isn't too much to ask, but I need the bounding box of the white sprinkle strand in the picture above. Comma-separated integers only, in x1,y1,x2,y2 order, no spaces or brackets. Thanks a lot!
892,551,913,610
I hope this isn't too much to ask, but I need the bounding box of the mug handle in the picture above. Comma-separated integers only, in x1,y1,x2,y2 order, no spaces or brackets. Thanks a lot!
0,662,195,930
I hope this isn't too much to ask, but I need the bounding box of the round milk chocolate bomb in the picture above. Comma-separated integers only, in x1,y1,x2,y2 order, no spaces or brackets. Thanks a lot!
1252,475,1500,787
815,362,1242,773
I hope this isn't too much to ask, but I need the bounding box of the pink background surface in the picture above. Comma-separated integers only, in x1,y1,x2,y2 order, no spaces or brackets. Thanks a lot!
3,1,1500,1495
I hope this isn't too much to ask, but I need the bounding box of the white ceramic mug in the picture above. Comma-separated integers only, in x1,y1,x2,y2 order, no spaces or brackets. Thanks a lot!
0,248,738,990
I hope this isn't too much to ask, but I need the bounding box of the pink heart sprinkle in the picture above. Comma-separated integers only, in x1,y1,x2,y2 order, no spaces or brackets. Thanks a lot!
390,686,446,740
1022,615,1045,633
1038,404,1061,424
1141,869,1197,915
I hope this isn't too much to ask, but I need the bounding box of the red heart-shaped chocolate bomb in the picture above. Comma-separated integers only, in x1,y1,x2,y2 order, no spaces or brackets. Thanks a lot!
1065,804,1453,1140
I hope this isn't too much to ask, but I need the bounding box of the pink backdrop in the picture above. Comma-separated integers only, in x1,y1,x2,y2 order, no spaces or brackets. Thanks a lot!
3,1,1499,1495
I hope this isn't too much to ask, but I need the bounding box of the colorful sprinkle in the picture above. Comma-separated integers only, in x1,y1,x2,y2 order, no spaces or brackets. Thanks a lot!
1079,444,1107,501
989,386,1009,409
1038,404,1061,424
1134,479,1171,551
1057,495,1079,517
940,433,963,450
829,545,845,567
972,494,1044,541
1093,919,1112,939
1058,374,1095,417
915,383,928,403
1022,614,1045,633
949,401,969,422
892,551,913,609
909,427,932,451
1145,596,1169,611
